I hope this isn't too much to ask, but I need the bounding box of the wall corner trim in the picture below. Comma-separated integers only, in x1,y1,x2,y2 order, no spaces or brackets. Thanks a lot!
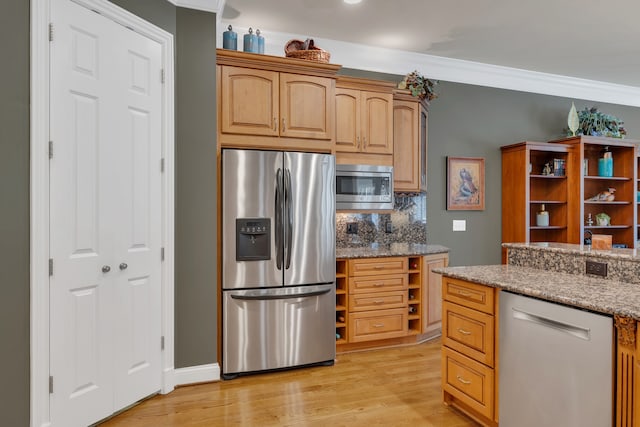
167,0,225,14
174,363,221,386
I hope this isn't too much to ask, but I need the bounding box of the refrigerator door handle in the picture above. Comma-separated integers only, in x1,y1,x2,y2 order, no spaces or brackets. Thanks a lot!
285,168,293,269
230,288,332,301
275,168,283,270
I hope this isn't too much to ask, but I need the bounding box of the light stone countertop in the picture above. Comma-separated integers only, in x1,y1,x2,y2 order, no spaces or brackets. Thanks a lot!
434,264,640,320
504,242,640,261
336,243,449,259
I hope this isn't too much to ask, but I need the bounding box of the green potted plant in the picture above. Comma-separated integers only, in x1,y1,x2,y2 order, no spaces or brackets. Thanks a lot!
398,70,438,104
565,106,626,138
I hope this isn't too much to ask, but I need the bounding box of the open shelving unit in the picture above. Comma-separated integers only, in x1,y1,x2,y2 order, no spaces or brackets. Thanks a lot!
407,256,422,335
551,136,638,249
335,259,348,344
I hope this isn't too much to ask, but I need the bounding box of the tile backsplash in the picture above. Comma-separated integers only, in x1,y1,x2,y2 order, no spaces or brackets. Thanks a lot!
336,193,427,247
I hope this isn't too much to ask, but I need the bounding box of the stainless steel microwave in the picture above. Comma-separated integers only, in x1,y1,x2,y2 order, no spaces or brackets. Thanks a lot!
335,164,393,210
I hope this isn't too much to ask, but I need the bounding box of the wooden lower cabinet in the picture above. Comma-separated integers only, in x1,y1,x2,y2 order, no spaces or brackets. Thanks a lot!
442,277,498,427
335,253,448,352
614,315,640,427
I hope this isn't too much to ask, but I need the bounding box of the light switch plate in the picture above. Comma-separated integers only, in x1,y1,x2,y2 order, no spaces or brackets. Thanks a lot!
453,220,466,232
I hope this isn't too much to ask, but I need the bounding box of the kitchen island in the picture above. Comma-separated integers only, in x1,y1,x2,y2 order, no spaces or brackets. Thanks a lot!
435,242,640,427
335,243,449,352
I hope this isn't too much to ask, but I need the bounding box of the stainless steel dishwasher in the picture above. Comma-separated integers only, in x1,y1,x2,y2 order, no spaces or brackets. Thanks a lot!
499,291,613,427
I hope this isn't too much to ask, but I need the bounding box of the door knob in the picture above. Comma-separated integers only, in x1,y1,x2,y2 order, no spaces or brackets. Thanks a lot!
102,265,111,273
119,263,128,270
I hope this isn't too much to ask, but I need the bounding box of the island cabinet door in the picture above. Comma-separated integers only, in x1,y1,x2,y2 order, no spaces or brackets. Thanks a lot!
220,66,279,136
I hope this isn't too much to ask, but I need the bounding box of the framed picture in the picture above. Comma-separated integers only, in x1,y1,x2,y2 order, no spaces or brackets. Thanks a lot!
447,157,485,210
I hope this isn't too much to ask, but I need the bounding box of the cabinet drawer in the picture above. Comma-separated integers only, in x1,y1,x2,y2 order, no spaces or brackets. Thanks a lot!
442,346,494,420
443,301,494,367
349,257,408,276
348,309,408,342
350,274,408,294
443,277,495,314
349,291,407,312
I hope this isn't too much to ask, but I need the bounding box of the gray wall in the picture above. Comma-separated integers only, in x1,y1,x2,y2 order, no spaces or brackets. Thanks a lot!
427,83,640,266
0,2,30,426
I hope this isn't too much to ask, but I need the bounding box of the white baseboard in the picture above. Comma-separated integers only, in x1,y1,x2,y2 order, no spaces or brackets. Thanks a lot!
174,363,221,386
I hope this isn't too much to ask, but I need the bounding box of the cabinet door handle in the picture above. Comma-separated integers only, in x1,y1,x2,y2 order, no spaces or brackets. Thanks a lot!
356,136,360,149
457,328,471,335
456,375,471,385
273,117,277,131
282,118,286,132
362,136,366,147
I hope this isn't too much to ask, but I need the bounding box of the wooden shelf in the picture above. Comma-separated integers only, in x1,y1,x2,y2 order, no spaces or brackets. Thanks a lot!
530,226,566,230
530,174,567,179
584,201,631,205
336,289,346,295
584,175,631,181
335,322,346,327
585,225,632,229
530,200,566,204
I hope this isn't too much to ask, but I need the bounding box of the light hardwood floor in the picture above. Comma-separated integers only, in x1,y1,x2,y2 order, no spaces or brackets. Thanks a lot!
101,337,477,426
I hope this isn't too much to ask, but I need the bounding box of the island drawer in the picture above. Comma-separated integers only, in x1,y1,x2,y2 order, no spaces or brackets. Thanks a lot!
443,301,495,367
349,274,408,294
348,308,408,342
442,346,494,420
443,277,495,315
349,257,408,276
349,291,408,312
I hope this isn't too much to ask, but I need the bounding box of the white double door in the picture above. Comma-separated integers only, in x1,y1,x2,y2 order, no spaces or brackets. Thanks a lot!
49,0,163,425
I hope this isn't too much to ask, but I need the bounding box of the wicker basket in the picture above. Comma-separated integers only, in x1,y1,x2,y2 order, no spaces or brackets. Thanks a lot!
285,49,330,63
284,39,330,63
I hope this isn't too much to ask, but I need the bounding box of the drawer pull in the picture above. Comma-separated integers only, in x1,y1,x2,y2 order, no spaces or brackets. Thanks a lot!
457,328,472,335
373,300,385,304
372,323,385,328
456,290,472,297
373,283,385,287
373,266,385,270
456,375,471,385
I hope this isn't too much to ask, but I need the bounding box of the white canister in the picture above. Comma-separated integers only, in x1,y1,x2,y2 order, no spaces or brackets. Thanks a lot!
536,204,549,227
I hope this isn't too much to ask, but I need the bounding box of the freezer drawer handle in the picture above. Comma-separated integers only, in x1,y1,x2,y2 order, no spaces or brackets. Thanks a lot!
512,307,591,341
230,288,332,301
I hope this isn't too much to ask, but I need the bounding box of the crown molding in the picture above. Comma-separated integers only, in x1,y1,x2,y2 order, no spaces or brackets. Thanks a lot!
167,0,225,14
219,22,640,108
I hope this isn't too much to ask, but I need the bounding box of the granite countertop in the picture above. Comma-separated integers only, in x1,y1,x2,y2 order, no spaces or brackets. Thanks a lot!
504,242,640,261
434,264,640,320
336,243,449,259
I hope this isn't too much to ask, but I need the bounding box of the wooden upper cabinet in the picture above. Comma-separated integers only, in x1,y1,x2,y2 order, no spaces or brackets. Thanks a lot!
393,94,428,192
361,91,393,154
216,49,340,151
220,66,279,136
279,73,334,140
335,88,361,152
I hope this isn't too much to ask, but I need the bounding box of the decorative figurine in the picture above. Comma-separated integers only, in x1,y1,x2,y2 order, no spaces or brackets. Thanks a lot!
542,162,552,175
595,212,611,226
586,213,594,226
587,187,616,202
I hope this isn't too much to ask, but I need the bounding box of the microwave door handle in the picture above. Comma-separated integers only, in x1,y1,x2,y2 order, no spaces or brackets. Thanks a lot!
285,168,293,270
275,168,283,270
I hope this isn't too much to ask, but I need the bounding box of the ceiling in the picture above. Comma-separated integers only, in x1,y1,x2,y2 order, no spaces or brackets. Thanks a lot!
222,0,640,88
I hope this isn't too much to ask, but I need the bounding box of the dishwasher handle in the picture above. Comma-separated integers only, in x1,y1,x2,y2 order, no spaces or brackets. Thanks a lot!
512,307,591,341
230,288,331,301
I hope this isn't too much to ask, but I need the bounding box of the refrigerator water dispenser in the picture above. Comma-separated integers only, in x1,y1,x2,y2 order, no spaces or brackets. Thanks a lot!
236,218,270,261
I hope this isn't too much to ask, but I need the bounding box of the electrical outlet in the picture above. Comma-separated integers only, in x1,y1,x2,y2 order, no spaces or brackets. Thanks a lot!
346,222,358,234
385,222,393,233
586,260,607,277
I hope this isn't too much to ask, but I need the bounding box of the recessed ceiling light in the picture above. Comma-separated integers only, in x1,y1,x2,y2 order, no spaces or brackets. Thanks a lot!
344,0,362,4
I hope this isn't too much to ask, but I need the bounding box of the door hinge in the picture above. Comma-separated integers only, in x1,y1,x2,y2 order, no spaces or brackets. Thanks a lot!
160,69,165,84
49,258,53,276
49,141,53,159
160,158,165,172
161,336,165,350
49,376,53,394
161,247,165,261
49,23,53,42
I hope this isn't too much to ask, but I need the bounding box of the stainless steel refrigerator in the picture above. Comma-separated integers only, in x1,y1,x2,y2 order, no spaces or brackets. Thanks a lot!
221,148,336,379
